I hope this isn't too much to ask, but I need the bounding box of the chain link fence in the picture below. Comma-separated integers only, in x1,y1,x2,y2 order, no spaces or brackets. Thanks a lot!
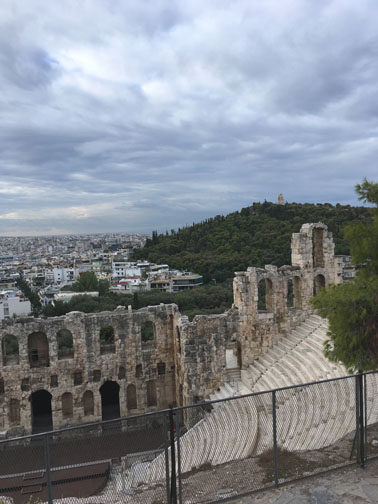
1,372,377,504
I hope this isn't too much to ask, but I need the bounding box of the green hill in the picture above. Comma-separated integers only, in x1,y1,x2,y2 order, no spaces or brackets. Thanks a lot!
133,202,372,282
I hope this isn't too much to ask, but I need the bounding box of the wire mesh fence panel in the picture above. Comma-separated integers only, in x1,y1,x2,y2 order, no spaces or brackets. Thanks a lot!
0,433,47,504
275,376,357,484
177,392,272,503
364,371,378,460
46,411,169,504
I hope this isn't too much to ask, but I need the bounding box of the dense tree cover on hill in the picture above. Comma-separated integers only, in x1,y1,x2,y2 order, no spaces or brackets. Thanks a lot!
133,202,372,282
42,283,233,320
312,181,378,371
16,278,41,314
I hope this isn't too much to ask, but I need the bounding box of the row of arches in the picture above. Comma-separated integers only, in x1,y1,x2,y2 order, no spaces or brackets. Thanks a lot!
1,321,157,367
8,380,158,433
257,274,326,312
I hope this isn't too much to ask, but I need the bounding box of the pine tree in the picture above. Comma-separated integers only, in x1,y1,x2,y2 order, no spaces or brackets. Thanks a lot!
312,179,378,371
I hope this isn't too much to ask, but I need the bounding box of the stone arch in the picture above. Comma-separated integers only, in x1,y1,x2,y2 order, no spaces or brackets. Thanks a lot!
314,274,326,295
118,366,126,380
62,392,73,418
293,276,302,309
157,362,166,375
2,334,19,366
30,389,53,433
100,325,115,354
258,278,273,312
9,398,20,425
57,329,74,359
287,278,294,308
135,364,143,378
147,380,157,407
126,384,137,410
28,332,49,368
83,390,94,416
313,227,325,268
100,380,120,421
141,321,155,342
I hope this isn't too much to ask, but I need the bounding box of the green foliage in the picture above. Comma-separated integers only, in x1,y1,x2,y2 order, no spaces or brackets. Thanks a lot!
71,271,99,292
16,278,41,312
311,179,378,371
133,202,372,282
4,334,19,355
42,283,233,321
141,321,154,342
100,325,114,344
57,329,73,349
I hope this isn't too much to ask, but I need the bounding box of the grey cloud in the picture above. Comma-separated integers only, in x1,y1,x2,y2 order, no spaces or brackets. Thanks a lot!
0,0,377,235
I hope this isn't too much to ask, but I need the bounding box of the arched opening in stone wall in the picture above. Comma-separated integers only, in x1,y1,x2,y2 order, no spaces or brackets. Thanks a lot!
100,381,120,421
100,325,115,354
83,391,94,416
258,278,273,311
118,366,126,380
176,327,181,353
141,321,155,342
57,329,74,359
2,334,19,366
9,398,20,425
0,377,4,395
28,332,49,368
30,390,53,433
135,364,143,378
62,392,73,418
287,279,294,308
147,380,157,407
127,384,137,410
293,276,302,309
314,274,326,295
313,228,325,268
157,362,166,375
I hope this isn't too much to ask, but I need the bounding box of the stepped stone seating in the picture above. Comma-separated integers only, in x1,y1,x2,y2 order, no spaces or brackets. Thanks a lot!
140,384,258,484
130,314,378,487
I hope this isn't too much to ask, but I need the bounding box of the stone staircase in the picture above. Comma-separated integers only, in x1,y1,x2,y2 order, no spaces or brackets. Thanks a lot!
124,314,378,488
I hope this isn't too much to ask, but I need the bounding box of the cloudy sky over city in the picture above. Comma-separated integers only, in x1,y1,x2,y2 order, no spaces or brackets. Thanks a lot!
1,0,378,236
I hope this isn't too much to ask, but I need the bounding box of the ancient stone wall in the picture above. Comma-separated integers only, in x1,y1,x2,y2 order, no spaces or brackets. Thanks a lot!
0,223,355,436
0,304,178,436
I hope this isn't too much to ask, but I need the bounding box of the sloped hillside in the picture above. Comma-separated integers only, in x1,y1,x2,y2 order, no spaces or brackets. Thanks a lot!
134,202,372,282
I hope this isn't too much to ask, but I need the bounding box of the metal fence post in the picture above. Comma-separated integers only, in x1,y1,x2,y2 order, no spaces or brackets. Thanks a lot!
272,390,279,486
43,434,53,504
175,409,183,504
359,372,365,467
364,373,368,459
164,412,171,504
169,407,177,504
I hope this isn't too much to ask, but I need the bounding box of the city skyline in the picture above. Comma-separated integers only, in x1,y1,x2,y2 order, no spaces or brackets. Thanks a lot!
1,0,378,236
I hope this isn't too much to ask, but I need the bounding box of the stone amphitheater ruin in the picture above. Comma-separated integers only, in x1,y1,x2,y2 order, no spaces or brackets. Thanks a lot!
0,223,356,438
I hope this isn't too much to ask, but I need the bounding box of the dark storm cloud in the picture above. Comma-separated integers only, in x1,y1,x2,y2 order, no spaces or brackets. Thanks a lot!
0,0,378,235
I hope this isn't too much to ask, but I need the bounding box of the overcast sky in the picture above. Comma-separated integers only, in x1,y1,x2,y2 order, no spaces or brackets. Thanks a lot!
1,0,377,236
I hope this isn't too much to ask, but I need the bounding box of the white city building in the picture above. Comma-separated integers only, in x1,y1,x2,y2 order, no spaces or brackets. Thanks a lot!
0,290,31,320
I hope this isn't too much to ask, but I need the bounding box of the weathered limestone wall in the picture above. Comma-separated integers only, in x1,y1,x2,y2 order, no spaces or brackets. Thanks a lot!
291,223,335,308
0,222,355,436
0,304,178,436
174,312,239,407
